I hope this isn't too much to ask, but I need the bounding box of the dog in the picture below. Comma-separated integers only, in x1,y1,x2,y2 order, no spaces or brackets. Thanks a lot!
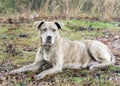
10,21,115,80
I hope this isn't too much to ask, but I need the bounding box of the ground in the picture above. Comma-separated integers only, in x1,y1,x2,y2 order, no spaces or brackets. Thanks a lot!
0,19,120,86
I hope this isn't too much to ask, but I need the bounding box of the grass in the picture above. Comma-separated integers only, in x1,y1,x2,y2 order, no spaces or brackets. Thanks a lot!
61,19,115,29
0,19,120,86
71,77,84,83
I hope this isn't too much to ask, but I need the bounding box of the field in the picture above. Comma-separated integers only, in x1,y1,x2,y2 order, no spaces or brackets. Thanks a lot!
0,19,120,86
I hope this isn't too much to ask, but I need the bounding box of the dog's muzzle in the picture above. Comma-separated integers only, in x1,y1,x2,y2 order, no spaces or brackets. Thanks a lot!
46,36,52,44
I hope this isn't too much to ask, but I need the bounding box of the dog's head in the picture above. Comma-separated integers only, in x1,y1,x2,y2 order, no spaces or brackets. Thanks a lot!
34,21,64,46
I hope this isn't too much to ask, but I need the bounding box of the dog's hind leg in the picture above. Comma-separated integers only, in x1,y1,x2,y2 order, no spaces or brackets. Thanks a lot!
88,52,115,70
89,61,111,70
88,42,115,70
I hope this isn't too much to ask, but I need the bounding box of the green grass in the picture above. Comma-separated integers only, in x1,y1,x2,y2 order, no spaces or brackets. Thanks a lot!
61,29,104,41
71,77,84,83
61,20,115,30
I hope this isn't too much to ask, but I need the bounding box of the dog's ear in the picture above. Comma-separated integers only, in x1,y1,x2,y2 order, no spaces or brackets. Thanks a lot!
34,21,44,29
54,22,64,29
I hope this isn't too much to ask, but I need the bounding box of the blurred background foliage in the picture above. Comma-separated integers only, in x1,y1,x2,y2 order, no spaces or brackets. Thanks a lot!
0,0,120,21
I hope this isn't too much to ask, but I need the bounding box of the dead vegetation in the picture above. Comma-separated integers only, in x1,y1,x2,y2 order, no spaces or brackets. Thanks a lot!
0,0,120,22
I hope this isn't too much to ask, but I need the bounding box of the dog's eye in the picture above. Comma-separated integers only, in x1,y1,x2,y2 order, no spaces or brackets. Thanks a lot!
52,29,56,32
42,28,47,32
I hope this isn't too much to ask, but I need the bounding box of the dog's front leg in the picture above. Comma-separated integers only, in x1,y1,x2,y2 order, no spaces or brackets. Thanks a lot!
10,48,44,74
9,62,43,74
35,49,63,80
35,65,62,80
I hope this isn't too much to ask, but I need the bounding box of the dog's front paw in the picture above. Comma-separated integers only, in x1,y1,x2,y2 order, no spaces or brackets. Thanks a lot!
35,74,45,80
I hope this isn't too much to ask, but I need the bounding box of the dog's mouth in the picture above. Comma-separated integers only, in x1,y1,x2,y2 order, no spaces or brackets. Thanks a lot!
45,38,54,45
45,42,52,45
44,40,53,46
46,40,52,44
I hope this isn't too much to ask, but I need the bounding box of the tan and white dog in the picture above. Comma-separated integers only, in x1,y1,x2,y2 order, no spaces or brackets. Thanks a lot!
10,21,115,80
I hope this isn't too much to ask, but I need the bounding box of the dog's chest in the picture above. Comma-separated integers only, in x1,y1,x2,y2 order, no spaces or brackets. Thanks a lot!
44,51,50,61
43,49,56,63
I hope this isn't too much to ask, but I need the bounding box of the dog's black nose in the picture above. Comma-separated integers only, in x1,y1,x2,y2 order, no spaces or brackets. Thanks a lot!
47,36,52,40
